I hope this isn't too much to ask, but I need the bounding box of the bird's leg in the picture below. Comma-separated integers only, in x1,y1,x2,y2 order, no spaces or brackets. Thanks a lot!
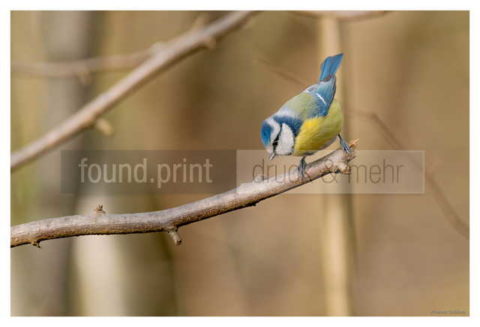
338,134,351,153
298,156,307,177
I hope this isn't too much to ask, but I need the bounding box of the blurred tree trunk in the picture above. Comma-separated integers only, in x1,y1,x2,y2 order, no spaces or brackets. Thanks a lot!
316,16,355,316
68,11,189,316
11,11,97,315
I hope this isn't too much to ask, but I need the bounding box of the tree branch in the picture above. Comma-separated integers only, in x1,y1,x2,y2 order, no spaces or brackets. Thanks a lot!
11,49,151,79
10,15,212,80
11,11,256,172
11,142,357,248
292,11,389,21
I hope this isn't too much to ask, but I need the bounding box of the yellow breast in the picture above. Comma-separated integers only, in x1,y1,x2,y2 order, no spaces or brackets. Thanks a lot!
293,100,343,156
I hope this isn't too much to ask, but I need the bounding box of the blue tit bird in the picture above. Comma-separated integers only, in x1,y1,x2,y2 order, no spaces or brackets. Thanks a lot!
260,53,351,176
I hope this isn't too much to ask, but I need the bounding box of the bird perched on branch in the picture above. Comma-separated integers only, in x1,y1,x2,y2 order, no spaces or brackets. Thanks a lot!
260,53,350,176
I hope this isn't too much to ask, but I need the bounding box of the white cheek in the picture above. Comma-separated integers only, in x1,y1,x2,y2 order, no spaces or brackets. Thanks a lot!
276,124,294,155
266,118,280,150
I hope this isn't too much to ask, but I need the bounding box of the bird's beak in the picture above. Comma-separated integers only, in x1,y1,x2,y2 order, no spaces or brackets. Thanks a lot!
269,152,276,160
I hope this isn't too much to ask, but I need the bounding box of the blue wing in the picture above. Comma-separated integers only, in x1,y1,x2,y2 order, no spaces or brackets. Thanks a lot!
308,53,344,117
311,76,336,117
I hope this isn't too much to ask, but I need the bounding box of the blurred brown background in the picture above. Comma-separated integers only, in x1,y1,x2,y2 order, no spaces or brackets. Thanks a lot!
11,11,469,316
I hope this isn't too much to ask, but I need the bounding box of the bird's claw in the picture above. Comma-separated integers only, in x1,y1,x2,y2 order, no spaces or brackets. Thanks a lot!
338,135,352,153
298,157,308,178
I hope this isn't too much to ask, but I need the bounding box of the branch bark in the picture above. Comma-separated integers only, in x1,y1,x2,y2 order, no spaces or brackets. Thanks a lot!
11,142,357,248
11,11,256,172
293,11,388,21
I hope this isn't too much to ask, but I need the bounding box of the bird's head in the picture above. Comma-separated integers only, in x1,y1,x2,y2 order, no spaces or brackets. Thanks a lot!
261,117,296,160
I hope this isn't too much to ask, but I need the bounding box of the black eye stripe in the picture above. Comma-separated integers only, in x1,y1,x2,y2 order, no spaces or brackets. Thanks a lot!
272,124,282,150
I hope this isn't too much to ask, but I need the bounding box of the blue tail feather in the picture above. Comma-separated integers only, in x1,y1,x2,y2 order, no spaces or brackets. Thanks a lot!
319,53,344,81
308,53,343,117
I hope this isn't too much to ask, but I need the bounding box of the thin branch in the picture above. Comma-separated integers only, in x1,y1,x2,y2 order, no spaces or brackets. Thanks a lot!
292,11,389,21
11,11,256,172
256,57,308,89
11,142,357,248
10,14,213,79
353,110,469,239
11,49,152,79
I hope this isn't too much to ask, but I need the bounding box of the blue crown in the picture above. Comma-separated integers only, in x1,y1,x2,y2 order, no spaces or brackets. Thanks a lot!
260,121,272,146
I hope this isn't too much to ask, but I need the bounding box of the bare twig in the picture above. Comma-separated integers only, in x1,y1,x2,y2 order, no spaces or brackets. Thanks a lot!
11,11,256,172
353,110,469,239
292,11,389,21
256,57,308,88
10,14,211,79
11,49,152,79
11,142,357,248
